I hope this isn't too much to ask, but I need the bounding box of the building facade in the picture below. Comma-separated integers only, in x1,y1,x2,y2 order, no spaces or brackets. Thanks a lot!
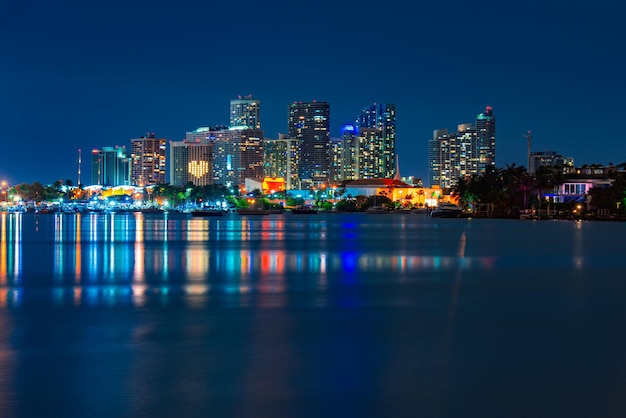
356,103,396,178
287,101,330,184
428,107,496,188
529,151,574,174
198,127,264,187
263,135,302,190
169,139,214,187
339,124,358,181
230,95,260,129
476,106,496,172
130,133,167,186
91,146,130,186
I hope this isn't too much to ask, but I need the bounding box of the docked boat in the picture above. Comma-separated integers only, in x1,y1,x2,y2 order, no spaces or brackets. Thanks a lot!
365,206,389,214
191,209,225,217
430,203,463,218
291,206,318,214
237,208,269,215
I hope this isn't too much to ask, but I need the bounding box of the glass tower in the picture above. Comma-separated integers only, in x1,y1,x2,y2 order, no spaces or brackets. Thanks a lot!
287,101,330,183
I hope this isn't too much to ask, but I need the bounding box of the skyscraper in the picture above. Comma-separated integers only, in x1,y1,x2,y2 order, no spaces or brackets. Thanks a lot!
230,95,260,129
476,106,496,172
190,127,264,187
287,101,330,184
339,124,358,181
428,107,496,188
263,134,302,190
357,103,396,178
130,133,167,186
91,146,130,186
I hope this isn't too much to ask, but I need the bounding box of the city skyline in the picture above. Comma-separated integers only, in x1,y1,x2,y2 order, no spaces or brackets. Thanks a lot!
1,0,624,185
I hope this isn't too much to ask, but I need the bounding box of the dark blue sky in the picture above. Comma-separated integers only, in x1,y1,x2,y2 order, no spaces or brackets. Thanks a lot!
1,0,624,185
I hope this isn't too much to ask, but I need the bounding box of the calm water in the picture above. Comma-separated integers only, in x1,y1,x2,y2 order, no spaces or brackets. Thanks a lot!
1,211,625,417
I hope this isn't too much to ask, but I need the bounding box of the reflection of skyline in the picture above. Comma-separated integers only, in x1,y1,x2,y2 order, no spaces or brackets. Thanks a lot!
0,213,498,308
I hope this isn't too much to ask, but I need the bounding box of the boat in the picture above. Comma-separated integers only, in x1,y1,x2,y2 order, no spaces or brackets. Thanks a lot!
365,206,389,214
191,209,225,217
291,206,318,214
430,203,463,218
237,208,269,215
267,207,286,214
410,207,428,215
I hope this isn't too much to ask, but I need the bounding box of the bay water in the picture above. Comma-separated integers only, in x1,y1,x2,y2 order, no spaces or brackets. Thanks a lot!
0,212,625,417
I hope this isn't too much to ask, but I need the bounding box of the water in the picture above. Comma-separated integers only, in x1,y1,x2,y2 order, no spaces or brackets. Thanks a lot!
1,212,625,417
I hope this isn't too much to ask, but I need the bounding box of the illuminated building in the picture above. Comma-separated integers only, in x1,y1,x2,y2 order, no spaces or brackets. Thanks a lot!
356,128,385,179
230,95,260,129
428,107,496,188
356,103,396,178
130,133,166,186
288,101,330,183
91,146,131,186
529,151,574,174
185,127,264,187
339,124,358,181
263,134,302,190
169,139,213,186
329,136,344,183
476,106,496,172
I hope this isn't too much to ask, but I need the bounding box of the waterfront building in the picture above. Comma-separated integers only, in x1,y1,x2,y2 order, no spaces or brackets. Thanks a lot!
428,107,496,188
230,95,260,129
339,124,358,181
130,133,166,186
529,151,574,174
329,136,344,183
91,146,131,186
263,134,302,190
356,103,396,179
476,106,496,172
169,139,213,187
181,126,264,188
356,128,386,179
288,101,331,184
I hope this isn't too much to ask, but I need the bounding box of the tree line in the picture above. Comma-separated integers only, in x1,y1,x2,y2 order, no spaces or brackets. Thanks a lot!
453,164,626,217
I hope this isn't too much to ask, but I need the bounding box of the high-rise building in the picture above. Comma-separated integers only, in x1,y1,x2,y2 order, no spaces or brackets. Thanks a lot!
428,107,496,188
169,139,213,187
476,106,496,171
230,95,260,129
357,103,396,178
356,128,385,179
91,146,131,186
263,134,302,190
287,101,330,183
130,133,167,186
339,124,358,181
188,127,264,187
329,136,344,183
428,124,479,188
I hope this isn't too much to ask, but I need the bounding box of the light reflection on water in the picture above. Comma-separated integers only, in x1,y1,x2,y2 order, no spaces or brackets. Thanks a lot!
1,212,624,310
0,212,512,308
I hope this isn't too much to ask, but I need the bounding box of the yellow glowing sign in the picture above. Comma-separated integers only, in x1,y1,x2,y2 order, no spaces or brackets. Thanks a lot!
188,161,210,179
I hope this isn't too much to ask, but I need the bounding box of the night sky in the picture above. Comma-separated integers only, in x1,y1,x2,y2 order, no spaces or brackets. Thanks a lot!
1,0,624,185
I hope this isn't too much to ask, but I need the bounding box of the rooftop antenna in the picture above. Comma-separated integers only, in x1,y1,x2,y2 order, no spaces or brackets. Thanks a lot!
77,149,82,186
